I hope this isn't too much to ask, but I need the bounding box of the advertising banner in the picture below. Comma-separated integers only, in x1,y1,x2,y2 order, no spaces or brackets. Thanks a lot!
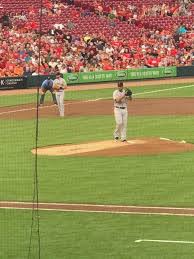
63,66,177,84
0,77,27,89
79,71,115,83
127,67,177,80
63,73,79,84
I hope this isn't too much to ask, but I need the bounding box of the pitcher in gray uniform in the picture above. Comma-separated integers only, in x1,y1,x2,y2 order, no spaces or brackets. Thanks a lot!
113,81,132,142
53,72,67,117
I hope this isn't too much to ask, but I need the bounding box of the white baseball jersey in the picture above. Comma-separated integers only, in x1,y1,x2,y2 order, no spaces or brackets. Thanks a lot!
53,77,67,90
53,77,67,117
113,89,128,108
113,89,128,141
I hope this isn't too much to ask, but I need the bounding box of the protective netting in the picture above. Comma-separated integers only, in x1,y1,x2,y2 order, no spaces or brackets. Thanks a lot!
0,90,40,258
2,0,194,258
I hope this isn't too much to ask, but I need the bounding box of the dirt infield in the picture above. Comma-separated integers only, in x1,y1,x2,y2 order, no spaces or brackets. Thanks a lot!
31,138,194,157
1,79,194,214
2,97,194,156
1,97,194,120
1,77,194,96
1,201,194,217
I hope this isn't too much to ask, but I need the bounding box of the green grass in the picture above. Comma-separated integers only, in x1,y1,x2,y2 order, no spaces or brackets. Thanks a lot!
35,151,194,206
1,209,194,259
1,115,194,207
2,82,194,258
0,93,37,107
135,84,194,98
1,82,194,107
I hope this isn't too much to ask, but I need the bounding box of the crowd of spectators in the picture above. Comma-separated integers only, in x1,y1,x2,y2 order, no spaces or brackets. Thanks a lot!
0,0,194,77
76,0,192,21
86,0,192,23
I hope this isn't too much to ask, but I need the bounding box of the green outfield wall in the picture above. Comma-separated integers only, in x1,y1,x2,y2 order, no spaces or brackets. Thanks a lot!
1,65,194,89
63,67,177,84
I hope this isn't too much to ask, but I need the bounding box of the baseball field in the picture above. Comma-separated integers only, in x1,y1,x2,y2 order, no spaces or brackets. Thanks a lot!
1,78,194,258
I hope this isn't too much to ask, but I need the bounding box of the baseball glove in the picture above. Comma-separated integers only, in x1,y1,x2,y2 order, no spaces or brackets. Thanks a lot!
125,88,132,97
53,83,60,91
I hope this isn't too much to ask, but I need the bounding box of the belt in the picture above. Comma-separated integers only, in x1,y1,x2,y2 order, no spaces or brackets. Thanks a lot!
115,106,126,109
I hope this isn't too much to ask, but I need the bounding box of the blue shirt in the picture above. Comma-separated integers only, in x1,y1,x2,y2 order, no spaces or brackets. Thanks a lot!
41,79,53,88
177,26,187,34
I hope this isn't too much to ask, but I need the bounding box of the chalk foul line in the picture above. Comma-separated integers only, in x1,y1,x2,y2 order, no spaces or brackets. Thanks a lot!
0,84,194,116
1,201,194,217
0,99,106,116
134,84,194,96
135,239,194,244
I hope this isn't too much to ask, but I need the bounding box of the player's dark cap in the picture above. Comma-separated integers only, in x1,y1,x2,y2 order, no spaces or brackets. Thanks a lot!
117,81,123,87
56,72,61,77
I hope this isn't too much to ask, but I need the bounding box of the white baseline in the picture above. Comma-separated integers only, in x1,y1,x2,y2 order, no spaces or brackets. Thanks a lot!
0,84,194,116
134,84,194,96
135,239,194,244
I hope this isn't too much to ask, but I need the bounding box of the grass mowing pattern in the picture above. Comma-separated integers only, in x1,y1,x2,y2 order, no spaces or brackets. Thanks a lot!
1,209,194,259
1,82,194,107
1,115,194,206
1,82,194,259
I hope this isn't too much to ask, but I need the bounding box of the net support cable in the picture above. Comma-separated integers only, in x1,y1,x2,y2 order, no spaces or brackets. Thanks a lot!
27,0,43,258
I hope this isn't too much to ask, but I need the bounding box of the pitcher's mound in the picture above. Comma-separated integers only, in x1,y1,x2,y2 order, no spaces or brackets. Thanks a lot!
31,138,194,157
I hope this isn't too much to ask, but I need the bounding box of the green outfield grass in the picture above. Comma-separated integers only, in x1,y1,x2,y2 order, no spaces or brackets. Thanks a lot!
1,115,194,206
1,82,194,258
2,209,194,259
1,82,194,107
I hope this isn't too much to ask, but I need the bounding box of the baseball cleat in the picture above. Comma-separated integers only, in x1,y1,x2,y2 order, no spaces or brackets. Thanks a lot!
121,139,127,142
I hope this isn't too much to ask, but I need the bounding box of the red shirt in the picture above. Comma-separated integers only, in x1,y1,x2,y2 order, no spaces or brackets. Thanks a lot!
147,57,159,67
103,63,113,70
179,41,185,49
0,59,6,69
170,49,178,56
111,41,122,47
122,53,130,59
